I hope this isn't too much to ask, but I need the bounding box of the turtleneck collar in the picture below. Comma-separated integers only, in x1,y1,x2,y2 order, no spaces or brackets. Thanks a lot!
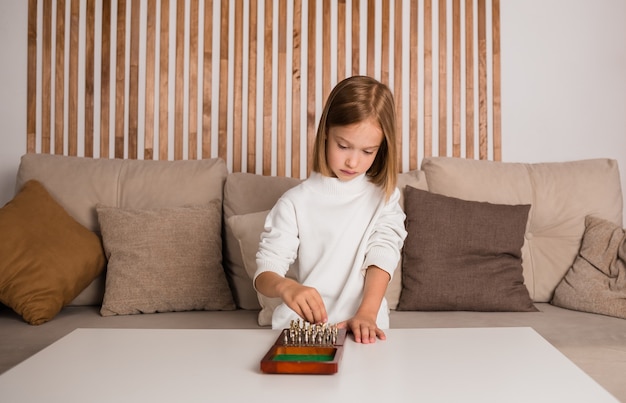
306,171,371,196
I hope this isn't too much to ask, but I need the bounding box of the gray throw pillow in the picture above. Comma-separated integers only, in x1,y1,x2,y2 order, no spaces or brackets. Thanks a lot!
397,186,536,312
97,201,235,316
551,215,626,319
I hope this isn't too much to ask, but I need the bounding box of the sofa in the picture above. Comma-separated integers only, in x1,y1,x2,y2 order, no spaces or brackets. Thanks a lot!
1,153,625,400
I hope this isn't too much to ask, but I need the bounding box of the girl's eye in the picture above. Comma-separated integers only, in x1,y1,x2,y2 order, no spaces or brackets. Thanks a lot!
338,144,348,150
364,150,374,155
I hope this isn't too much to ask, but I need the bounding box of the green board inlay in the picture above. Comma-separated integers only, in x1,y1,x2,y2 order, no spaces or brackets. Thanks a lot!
272,354,334,362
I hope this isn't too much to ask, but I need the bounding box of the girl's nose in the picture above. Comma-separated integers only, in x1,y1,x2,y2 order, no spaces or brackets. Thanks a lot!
345,153,357,168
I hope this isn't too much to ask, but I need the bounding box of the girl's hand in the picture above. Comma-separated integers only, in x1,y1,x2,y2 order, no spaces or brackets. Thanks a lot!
278,280,328,325
338,314,386,344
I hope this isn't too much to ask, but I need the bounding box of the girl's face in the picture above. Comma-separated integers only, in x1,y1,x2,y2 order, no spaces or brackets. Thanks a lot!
326,118,383,181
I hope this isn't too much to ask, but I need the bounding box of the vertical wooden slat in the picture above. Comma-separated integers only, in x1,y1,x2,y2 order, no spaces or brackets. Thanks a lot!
174,0,185,160
452,0,461,157
218,0,229,163
262,0,272,175
27,0,38,154
409,0,418,170
465,0,474,159
276,0,286,176
202,0,213,159
42,0,52,154
336,0,345,82
306,0,316,175
380,0,390,86
394,0,403,170
477,0,487,160
99,0,110,158
68,0,80,156
423,0,432,158
351,0,359,76
492,0,502,161
366,0,375,77
247,0,257,171
84,0,95,157
128,0,140,159
322,1,330,101
437,0,447,157
144,0,156,160
291,0,302,177
159,0,169,160
187,0,199,160
232,0,243,171
55,0,66,156
114,0,127,158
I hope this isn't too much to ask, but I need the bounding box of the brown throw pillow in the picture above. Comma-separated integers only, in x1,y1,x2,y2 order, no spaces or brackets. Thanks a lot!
97,201,235,316
551,216,626,319
0,180,106,325
397,186,536,312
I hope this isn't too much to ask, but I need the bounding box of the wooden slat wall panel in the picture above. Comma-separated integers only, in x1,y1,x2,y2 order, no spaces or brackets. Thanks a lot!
232,0,243,171
99,0,110,158
42,0,52,154
54,0,66,156
291,0,301,176
85,0,96,157
188,0,199,159
114,0,126,158
246,0,256,171
26,0,502,177
202,0,213,159
144,0,156,159
465,0,474,159
158,0,169,160
129,0,140,158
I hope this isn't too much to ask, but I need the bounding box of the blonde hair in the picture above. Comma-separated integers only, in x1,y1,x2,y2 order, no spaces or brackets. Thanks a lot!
312,75,398,200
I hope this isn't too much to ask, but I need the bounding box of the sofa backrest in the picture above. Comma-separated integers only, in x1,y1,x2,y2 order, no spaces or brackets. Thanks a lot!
421,157,623,302
16,154,227,306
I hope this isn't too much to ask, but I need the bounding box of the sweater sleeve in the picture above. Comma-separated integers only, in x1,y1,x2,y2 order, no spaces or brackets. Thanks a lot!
253,197,300,286
363,187,408,276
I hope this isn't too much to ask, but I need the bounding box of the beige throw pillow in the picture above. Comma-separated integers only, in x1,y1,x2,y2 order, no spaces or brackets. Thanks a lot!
97,201,235,316
227,210,297,326
552,216,626,319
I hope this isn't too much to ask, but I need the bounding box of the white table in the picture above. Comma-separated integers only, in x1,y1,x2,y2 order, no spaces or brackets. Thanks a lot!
0,327,617,402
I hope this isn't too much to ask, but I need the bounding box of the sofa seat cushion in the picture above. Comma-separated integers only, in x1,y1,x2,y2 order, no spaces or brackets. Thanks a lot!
552,215,626,319
16,154,228,306
97,201,235,316
421,157,623,302
0,181,106,325
398,186,535,311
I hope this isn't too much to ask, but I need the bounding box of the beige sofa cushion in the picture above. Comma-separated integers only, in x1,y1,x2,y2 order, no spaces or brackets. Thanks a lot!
226,170,428,324
421,157,623,302
223,173,301,310
552,215,626,318
16,154,228,306
98,201,235,316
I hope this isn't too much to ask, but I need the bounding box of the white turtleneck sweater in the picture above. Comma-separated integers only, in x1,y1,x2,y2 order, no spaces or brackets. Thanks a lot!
254,172,407,329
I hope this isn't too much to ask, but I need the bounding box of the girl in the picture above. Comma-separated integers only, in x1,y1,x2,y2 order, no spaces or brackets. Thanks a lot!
254,76,407,344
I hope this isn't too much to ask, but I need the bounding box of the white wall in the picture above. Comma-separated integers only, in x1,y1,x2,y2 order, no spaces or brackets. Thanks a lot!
1,0,625,223
0,0,28,206
501,0,626,224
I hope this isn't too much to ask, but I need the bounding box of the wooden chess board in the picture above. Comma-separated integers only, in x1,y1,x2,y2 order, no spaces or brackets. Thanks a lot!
260,322,347,375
